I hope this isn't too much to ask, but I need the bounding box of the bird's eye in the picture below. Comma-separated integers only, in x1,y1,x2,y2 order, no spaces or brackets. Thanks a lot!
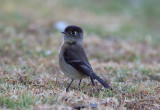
72,31,77,35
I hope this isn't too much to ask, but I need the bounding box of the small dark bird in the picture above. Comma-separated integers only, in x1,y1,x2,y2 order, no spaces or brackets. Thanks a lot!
59,25,112,91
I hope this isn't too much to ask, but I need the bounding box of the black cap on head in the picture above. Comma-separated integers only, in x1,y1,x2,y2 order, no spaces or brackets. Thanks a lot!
64,25,83,33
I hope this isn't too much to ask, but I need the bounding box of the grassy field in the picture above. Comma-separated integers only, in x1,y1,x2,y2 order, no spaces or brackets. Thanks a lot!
0,0,160,109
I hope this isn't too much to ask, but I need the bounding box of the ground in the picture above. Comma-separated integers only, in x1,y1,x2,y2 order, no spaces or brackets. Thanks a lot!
0,0,160,110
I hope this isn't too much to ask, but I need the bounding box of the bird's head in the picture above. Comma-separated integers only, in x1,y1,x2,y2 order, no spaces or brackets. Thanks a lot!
61,25,83,44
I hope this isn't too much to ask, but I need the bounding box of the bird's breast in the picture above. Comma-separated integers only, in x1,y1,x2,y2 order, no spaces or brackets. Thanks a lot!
59,44,88,79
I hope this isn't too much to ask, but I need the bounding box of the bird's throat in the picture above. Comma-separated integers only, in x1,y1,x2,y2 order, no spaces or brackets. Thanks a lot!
67,41,76,46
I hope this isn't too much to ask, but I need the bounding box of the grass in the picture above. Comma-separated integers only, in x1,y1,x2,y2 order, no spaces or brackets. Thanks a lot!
0,0,160,110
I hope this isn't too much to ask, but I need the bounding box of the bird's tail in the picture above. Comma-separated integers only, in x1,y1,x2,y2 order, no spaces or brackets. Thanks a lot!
92,73,112,90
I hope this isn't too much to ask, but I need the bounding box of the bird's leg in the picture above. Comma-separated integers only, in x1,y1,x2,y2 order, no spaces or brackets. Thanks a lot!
66,79,74,92
78,79,82,89
91,78,95,86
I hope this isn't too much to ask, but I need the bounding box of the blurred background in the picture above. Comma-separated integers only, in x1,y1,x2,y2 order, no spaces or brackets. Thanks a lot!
0,0,160,64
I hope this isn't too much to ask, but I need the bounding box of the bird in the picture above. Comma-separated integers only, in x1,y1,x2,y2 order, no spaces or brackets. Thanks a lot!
59,25,112,91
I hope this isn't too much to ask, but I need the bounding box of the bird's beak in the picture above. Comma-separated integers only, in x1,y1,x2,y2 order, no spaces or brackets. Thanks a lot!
61,31,67,34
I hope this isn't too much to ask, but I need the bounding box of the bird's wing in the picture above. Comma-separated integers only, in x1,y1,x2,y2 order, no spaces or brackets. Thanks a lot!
63,44,112,89
63,45,94,76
